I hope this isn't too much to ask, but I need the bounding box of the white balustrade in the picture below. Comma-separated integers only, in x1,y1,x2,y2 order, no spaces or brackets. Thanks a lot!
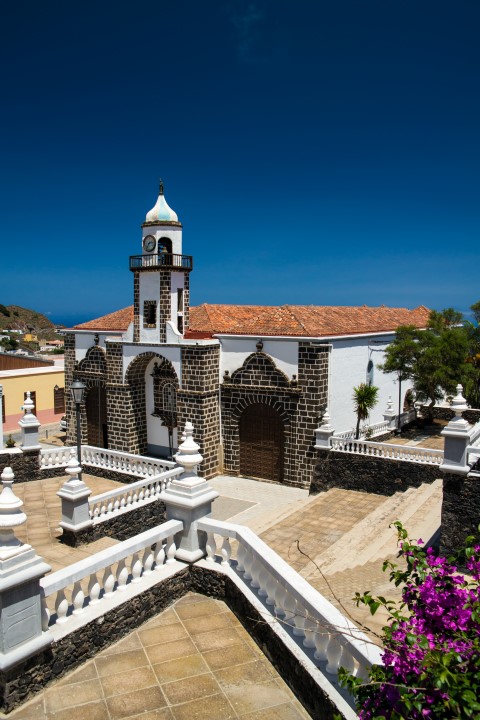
332,428,356,441
196,517,382,684
81,446,176,476
329,437,443,465
88,467,183,524
361,420,391,438
39,447,75,469
40,444,176,475
468,419,480,448
41,519,183,629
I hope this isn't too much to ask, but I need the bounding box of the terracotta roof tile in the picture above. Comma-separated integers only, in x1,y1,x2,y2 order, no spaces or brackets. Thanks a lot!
74,303,431,338
74,307,134,331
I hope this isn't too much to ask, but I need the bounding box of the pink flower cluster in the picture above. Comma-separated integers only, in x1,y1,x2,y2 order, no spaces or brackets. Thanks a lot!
358,539,480,720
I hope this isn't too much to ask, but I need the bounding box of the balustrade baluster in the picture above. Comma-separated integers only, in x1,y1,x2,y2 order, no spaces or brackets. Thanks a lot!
325,637,343,675
257,565,269,597
242,548,253,580
102,566,116,596
283,590,296,624
303,616,317,648
72,581,85,614
131,552,143,582
249,555,262,589
220,537,232,566
205,532,217,562
314,630,331,661
235,542,246,573
265,573,277,606
274,583,287,617
154,541,165,568
142,546,155,574
292,600,306,637
41,596,50,631
116,558,129,590
55,589,69,623
88,573,101,604
166,535,176,564
340,648,358,675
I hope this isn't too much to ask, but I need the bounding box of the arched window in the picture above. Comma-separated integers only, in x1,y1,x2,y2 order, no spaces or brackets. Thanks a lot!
163,383,176,413
366,359,374,386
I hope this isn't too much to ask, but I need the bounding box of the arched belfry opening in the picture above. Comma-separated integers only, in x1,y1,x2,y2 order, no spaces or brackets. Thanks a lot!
239,403,285,483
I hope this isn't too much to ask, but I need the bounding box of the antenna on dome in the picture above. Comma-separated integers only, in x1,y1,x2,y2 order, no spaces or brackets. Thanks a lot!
159,178,164,195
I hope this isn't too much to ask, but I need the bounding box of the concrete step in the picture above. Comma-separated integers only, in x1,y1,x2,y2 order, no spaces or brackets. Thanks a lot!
301,481,442,577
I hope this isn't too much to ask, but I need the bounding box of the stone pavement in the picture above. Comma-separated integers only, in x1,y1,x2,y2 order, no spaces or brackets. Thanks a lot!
5,593,310,720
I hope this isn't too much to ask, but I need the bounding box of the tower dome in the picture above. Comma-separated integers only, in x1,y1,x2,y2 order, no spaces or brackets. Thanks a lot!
145,180,178,223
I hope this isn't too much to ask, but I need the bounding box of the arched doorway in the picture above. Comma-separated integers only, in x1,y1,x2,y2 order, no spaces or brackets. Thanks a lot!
86,384,108,448
239,403,284,482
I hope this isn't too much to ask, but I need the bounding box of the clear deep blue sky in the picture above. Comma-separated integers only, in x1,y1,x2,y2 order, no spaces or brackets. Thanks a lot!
1,1,479,326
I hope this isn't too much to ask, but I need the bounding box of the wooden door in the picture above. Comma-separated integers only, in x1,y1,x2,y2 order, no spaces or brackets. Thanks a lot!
86,385,108,448
239,403,284,482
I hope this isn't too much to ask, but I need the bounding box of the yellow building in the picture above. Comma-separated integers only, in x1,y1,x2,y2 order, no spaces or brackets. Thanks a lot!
1,361,65,432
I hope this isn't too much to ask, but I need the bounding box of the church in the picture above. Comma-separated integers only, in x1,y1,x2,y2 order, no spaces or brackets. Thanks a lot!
64,183,430,488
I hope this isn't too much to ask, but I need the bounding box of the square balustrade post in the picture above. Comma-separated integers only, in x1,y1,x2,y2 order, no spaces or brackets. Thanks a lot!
57,453,93,537
314,409,335,449
0,467,51,671
440,385,471,475
162,422,219,562
18,391,41,451
383,396,397,431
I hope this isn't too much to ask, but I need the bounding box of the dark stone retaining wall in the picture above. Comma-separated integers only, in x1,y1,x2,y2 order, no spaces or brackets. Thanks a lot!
1,565,347,720
312,449,441,496
61,500,167,547
0,450,66,483
441,473,480,558
419,405,480,424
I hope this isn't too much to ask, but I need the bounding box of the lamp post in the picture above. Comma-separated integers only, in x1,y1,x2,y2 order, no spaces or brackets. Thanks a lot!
70,380,86,479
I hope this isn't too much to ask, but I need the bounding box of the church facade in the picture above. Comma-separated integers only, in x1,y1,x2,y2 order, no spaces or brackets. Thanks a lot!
64,184,430,488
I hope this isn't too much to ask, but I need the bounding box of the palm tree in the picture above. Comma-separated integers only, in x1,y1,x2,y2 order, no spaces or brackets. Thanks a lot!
353,383,379,439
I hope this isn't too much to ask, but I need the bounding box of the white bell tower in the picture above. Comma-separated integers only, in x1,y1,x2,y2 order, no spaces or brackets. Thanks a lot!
130,181,192,343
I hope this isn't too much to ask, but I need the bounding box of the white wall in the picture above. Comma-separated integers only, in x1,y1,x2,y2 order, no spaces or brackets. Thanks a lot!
170,273,184,324
329,334,413,432
219,337,298,381
74,333,109,363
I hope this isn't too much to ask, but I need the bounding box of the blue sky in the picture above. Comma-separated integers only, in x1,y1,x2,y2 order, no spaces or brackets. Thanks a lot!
1,1,479,326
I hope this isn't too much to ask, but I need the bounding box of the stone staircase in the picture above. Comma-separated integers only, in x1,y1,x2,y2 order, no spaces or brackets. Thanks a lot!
301,480,442,577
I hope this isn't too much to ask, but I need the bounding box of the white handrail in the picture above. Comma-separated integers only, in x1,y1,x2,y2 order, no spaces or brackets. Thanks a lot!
39,445,176,474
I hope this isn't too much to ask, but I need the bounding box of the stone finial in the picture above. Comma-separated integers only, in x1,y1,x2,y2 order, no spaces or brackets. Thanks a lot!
450,384,468,418
23,391,34,416
65,450,82,484
174,422,203,480
0,467,27,559
321,408,332,430
386,396,393,413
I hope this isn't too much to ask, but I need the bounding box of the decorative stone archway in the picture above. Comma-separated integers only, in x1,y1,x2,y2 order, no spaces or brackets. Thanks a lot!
221,352,299,486
125,352,179,457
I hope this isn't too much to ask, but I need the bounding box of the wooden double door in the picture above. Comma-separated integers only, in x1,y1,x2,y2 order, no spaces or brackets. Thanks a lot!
239,403,284,483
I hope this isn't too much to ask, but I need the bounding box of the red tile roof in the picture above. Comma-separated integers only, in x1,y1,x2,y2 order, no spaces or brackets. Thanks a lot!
74,304,431,338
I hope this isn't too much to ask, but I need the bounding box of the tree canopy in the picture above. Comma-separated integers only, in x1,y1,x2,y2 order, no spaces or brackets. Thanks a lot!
379,302,479,420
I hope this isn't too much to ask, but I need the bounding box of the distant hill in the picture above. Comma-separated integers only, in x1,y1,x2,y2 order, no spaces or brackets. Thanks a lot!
0,304,58,339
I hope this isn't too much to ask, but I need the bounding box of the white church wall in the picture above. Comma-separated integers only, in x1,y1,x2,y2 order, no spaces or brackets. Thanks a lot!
142,226,182,256
329,334,413,432
219,337,298,381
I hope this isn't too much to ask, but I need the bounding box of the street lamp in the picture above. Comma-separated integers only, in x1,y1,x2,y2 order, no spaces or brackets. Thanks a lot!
70,380,86,478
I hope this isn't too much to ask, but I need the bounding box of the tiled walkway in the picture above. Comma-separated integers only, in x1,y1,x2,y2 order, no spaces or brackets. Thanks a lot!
8,594,310,720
